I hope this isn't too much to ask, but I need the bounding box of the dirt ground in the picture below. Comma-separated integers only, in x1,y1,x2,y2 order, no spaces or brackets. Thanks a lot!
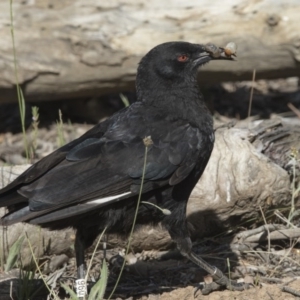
160,281,300,300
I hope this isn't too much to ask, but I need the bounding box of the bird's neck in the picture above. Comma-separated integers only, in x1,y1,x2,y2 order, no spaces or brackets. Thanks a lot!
137,80,212,128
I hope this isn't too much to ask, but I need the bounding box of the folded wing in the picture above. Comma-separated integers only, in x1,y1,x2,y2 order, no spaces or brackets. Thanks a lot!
0,103,203,225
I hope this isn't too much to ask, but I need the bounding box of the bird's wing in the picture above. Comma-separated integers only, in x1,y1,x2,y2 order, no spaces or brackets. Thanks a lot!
0,116,111,195
1,103,204,224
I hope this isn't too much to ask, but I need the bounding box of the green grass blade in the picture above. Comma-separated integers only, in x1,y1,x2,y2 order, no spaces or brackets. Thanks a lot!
61,283,79,300
56,109,66,147
10,0,29,160
85,227,107,282
89,259,108,300
25,232,60,300
119,93,130,107
108,137,152,299
5,235,24,271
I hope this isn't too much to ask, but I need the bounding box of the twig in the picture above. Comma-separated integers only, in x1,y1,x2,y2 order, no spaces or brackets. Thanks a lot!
288,147,298,223
259,206,270,264
242,228,300,243
260,277,283,284
274,210,297,228
266,291,275,300
247,69,256,127
282,286,300,297
269,236,300,277
226,257,232,291
233,224,283,243
287,102,300,119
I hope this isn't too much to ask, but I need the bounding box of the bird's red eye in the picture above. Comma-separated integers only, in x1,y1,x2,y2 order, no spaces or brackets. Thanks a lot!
177,55,188,62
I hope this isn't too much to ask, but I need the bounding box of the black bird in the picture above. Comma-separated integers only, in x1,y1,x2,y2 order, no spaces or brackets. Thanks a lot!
0,42,243,293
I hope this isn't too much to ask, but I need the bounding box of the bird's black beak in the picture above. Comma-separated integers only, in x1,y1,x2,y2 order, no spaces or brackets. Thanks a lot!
193,42,237,66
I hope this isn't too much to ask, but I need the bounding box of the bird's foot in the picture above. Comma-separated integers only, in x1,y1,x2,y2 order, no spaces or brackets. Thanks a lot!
194,269,251,296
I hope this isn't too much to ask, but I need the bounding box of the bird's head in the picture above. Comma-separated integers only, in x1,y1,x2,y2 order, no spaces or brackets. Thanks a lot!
136,41,236,99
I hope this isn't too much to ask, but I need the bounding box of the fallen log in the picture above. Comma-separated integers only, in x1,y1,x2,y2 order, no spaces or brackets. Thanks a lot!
0,0,300,103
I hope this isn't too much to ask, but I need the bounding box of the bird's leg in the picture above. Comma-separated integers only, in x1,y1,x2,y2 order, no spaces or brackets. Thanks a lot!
74,228,102,298
187,250,246,294
75,230,88,299
163,198,246,294
75,230,87,279
174,235,247,294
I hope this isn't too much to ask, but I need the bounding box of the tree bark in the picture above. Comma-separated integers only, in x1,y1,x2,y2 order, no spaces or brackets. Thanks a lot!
0,0,300,103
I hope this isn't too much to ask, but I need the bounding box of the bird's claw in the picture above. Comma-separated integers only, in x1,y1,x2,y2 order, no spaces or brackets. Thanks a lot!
194,278,250,297
194,281,222,297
